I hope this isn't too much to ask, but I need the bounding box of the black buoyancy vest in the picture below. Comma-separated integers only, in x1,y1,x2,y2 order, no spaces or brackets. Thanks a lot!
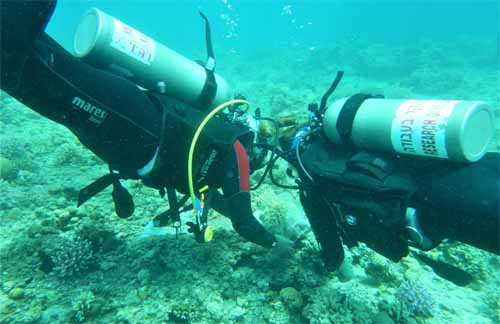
299,137,417,262
143,93,254,193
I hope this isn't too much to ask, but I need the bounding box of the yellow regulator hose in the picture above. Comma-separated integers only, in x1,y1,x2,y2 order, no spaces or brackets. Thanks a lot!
187,99,250,207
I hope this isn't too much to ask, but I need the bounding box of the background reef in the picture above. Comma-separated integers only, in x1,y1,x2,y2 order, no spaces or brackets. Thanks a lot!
1,1,499,324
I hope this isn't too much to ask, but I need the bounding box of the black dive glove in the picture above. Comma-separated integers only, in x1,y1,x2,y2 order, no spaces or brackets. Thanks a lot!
212,191,277,248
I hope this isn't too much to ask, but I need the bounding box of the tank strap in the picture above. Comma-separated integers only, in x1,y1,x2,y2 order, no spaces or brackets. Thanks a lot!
198,66,217,107
197,11,218,107
336,93,383,148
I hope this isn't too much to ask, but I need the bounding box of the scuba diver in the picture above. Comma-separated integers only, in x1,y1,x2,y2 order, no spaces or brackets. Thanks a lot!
2,1,498,273
1,0,287,250
270,72,500,271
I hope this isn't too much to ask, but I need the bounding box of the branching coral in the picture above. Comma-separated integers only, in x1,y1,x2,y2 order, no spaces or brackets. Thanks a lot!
51,235,94,278
395,280,435,317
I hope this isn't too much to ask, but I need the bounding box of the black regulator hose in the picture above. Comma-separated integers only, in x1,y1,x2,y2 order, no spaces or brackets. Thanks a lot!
252,147,299,190
319,71,344,114
269,150,300,190
250,117,280,190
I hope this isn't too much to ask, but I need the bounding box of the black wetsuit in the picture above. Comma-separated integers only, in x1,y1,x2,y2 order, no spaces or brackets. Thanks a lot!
1,0,276,248
298,137,500,269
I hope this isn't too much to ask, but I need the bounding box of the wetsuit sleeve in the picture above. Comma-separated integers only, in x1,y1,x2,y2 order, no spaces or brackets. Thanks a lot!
413,152,500,254
211,141,277,248
1,0,162,173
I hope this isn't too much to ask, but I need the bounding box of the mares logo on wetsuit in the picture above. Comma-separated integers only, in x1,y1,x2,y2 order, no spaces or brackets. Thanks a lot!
71,96,109,125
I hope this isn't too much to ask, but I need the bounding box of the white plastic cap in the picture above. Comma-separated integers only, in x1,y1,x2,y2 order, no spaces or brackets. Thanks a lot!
74,8,103,58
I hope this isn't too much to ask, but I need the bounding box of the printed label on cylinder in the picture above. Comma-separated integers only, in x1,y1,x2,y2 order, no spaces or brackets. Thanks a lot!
391,100,460,158
110,19,155,65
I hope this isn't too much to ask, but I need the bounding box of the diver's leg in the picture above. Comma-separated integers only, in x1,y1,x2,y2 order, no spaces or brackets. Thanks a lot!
17,34,162,171
414,152,500,254
1,0,162,172
1,0,57,93
299,187,345,270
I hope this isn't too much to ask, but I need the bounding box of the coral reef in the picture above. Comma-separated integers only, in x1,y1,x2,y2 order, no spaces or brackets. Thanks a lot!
166,301,201,323
50,235,95,278
0,156,19,181
0,136,31,161
395,280,435,317
72,291,96,322
302,283,378,324
364,255,403,286
279,286,303,311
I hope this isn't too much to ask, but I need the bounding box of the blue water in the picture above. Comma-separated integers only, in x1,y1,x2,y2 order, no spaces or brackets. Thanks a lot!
47,0,499,55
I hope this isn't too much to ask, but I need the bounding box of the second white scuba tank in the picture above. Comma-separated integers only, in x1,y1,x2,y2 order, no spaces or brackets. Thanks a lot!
323,98,494,162
73,8,232,108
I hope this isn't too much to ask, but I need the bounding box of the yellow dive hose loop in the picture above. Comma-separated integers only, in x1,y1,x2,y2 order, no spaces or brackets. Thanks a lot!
188,99,250,209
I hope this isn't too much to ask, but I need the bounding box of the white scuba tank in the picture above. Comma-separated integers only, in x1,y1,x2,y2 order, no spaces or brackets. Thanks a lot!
73,8,232,108
323,98,494,162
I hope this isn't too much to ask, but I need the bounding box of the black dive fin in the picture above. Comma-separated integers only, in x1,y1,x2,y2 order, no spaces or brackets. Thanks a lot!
411,251,474,287
77,173,115,207
112,179,135,219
